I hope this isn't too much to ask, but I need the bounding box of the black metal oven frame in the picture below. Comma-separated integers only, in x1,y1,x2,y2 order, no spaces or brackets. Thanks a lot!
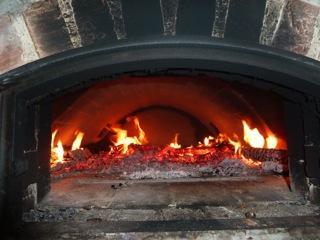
1,36,320,225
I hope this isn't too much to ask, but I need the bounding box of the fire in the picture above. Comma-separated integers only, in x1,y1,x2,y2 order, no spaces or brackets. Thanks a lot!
71,131,84,150
53,140,64,163
110,117,148,154
50,116,282,171
203,136,214,146
133,117,147,145
51,129,58,150
169,133,181,149
242,120,278,149
228,138,241,154
266,134,278,149
111,127,140,154
51,129,85,166
51,129,64,165
242,120,265,148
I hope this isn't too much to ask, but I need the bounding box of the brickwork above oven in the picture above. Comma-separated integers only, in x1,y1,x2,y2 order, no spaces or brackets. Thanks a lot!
0,0,320,74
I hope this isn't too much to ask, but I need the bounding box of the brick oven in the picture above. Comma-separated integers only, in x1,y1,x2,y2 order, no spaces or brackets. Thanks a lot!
1,0,320,239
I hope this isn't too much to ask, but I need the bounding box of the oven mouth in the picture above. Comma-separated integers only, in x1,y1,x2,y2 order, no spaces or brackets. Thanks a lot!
1,38,320,230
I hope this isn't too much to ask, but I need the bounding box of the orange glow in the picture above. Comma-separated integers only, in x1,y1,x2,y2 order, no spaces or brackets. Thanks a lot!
111,117,148,154
71,131,84,151
241,157,262,167
169,133,181,149
242,120,265,148
266,134,278,149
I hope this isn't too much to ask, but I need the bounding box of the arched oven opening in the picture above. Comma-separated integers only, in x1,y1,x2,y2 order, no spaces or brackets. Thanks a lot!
1,39,320,236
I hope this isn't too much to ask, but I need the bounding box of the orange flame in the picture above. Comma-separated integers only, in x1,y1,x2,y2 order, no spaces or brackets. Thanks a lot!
169,133,181,149
71,131,84,151
266,134,278,149
51,129,58,150
133,117,148,145
111,117,148,154
54,140,64,163
203,136,214,146
112,127,139,154
51,129,64,165
242,120,265,148
241,120,278,149
50,116,281,170
228,138,241,154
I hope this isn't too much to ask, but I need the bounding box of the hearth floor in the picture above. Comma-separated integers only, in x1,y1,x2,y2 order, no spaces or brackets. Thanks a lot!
19,175,320,239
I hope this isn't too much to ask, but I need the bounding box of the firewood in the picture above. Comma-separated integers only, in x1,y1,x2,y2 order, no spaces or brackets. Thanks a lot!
68,148,92,161
241,147,287,163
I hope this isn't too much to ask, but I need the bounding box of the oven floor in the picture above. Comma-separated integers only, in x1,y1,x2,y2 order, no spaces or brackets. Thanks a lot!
19,175,320,239
41,175,297,208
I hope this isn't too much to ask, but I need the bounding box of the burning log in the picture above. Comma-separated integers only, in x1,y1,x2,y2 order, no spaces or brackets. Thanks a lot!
241,147,287,163
67,148,92,161
50,117,289,177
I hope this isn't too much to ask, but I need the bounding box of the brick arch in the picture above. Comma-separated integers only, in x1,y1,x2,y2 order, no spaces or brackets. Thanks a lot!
0,0,319,75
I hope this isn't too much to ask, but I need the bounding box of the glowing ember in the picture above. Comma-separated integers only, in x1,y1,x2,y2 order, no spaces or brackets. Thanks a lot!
169,133,181,149
50,117,284,173
242,120,265,148
241,157,262,167
71,131,84,151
